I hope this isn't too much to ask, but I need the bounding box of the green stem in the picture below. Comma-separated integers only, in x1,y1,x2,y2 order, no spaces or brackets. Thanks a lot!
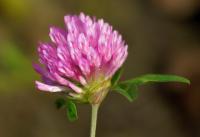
90,104,100,137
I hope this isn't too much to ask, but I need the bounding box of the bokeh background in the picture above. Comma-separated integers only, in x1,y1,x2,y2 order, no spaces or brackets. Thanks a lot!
0,0,199,137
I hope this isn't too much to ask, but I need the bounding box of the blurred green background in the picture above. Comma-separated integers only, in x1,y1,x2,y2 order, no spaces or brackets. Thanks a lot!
0,0,200,137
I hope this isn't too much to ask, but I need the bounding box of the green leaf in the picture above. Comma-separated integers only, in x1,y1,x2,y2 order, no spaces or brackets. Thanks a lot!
66,100,78,122
122,74,190,85
111,68,123,87
113,83,138,102
113,74,190,102
55,98,66,109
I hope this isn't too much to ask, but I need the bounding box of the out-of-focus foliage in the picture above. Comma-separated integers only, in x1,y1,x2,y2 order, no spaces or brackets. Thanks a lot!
0,40,36,93
0,0,30,19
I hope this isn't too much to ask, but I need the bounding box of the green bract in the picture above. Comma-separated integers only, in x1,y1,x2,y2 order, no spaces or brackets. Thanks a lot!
66,100,78,122
55,98,78,121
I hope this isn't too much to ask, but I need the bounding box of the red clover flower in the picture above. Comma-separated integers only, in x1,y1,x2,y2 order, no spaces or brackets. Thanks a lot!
33,13,190,137
34,13,128,104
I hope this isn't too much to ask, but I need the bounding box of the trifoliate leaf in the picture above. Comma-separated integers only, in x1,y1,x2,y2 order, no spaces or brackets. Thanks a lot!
113,83,138,102
55,98,66,109
111,68,123,87
122,74,190,85
66,100,78,122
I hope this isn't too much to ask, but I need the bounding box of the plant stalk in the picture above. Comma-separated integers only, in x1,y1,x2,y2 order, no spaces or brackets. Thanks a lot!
90,104,100,137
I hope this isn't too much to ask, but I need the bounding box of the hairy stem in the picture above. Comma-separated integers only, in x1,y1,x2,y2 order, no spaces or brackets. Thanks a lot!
90,104,100,137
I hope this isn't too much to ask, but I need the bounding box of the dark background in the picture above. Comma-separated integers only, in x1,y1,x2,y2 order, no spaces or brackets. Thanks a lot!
0,0,199,137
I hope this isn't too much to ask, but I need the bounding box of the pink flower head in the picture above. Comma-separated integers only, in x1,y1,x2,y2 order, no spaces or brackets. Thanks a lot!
34,13,128,103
